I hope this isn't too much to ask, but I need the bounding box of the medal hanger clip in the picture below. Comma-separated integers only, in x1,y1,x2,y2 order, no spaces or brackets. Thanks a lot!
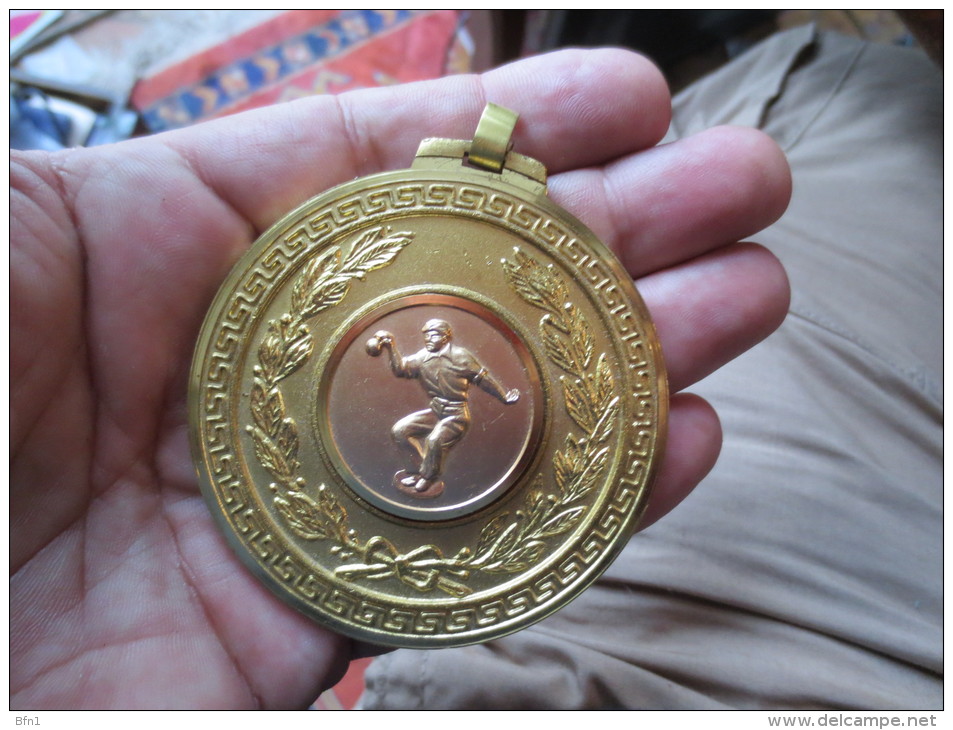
411,103,548,196
468,103,518,173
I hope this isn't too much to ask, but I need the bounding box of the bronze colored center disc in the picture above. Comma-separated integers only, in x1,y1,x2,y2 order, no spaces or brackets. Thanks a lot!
189,105,667,648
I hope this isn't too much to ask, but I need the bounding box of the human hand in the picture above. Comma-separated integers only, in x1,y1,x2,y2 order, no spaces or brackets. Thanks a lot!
11,48,789,709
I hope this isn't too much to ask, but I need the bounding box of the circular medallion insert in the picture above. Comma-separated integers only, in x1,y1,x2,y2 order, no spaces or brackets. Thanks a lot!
318,293,544,522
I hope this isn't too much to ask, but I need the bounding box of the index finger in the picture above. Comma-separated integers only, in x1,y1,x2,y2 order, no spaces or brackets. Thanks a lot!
161,48,671,230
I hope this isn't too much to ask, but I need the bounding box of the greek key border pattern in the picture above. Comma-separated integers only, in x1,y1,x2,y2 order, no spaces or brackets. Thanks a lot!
199,180,661,638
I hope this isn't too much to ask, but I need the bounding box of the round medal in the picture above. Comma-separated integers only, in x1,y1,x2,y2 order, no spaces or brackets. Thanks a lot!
189,104,667,648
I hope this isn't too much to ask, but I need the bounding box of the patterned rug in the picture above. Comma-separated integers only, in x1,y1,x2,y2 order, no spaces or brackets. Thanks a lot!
131,9,468,133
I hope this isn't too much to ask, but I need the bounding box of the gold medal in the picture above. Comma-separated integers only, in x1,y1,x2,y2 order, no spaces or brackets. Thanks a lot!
189,104,667,648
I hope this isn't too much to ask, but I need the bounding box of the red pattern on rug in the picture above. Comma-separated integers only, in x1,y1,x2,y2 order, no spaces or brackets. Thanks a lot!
131,10,463,132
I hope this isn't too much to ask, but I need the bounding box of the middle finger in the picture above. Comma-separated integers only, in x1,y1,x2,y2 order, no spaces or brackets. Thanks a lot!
548,125,791,279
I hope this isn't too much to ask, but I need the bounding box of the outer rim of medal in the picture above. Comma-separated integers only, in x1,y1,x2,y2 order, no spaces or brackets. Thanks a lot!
188,163,669,649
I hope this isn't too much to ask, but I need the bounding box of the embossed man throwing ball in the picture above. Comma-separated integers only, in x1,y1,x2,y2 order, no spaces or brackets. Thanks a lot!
366,319,520,498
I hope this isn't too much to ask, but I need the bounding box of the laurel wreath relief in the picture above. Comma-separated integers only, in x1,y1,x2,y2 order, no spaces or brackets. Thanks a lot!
249,231,618,598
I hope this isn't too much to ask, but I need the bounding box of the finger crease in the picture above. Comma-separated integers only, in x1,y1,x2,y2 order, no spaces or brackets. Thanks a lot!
334,95,384,178
160,500,265,709
598,165,631,272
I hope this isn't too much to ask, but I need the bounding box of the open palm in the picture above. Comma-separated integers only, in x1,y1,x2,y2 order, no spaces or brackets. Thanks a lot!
11,49,790,709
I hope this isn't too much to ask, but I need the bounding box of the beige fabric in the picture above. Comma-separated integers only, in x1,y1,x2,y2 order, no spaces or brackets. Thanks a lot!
360,27,942,710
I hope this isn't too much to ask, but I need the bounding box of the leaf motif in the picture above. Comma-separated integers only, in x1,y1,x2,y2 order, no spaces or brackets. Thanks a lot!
541,320,577,375
531,495,561,535
342,228,414,274
564,446,610,502
538,275,571,325
274,492,329,540
591,397,619,446
526,488,546,512
502,253,548,309
563,376,596,434
585,445,610,475
537,506,585,539
291,247,341,314
278,328,313,380
567,306,594,370
492,540,546,573
475,513,510,557
257,322,284,383
300,277,350,319
492,522,521,561
317,484,348,532
595,353,614,408
552,448,577,493
505,250,570,317
275,418,299,472
564,432,584,466
517,489,552,535
250,377,284,437
247,425,292,481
